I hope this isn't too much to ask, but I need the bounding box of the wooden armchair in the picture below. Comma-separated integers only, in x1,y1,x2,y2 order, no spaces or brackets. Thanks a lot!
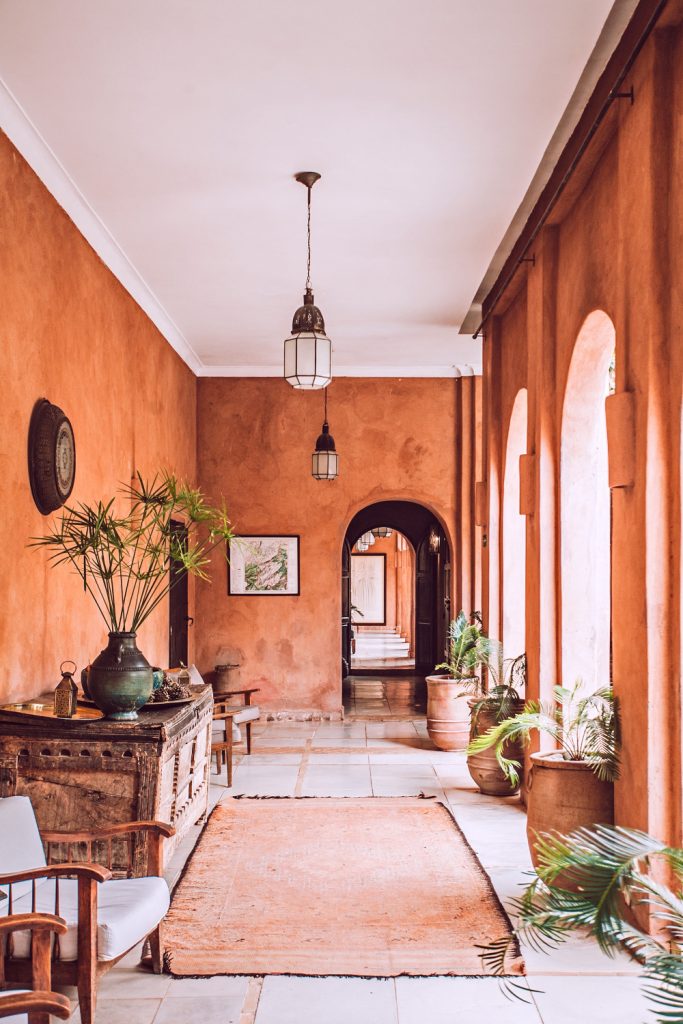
0,913,71,1024
0,796,174,1024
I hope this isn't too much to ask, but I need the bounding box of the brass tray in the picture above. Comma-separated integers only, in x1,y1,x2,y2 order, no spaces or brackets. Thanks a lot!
0,701,104,722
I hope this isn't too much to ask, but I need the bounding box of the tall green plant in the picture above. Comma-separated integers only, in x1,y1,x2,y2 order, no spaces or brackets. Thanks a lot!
480,824,683,1023
467,681,620,788
434,611,501,694
30,472,233,633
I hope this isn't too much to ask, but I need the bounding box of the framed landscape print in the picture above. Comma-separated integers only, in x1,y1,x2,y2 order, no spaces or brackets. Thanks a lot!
228,535,300,596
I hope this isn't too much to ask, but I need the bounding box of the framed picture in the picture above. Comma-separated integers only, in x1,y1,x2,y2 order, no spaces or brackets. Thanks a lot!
228,535,300,596
351,553,386,625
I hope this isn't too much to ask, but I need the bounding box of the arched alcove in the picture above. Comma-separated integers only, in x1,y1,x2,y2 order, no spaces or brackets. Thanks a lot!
502,388,527,659
560,310,616,689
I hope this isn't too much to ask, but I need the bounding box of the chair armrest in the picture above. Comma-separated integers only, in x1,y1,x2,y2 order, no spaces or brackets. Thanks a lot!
0,913,67,938
0,991,71,1020
0,863,112,886
41,820,176,842
212,708,240,720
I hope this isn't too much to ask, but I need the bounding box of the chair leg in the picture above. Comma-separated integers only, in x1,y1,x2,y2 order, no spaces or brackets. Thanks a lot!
77,969,97,1024
227,727,234,787
149,925,163,974
246,721,252,755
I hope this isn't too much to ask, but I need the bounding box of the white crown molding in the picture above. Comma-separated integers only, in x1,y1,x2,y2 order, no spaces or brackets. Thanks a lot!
0,76,203,374
196,363,482,379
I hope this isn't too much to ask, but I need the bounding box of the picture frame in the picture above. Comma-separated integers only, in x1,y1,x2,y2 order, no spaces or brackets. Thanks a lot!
228,535,300,596
350,552,386,625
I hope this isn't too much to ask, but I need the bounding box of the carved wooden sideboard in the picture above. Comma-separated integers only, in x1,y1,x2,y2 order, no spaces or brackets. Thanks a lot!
0,687,213,874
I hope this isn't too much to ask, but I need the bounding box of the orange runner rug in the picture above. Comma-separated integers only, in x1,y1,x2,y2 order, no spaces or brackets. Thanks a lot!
163,797,521,977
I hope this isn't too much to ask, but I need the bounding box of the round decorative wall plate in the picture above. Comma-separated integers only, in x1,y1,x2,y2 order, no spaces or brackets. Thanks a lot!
28,399,76,515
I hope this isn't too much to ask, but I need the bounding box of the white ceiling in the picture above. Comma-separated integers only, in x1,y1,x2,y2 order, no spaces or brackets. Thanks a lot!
0,1,626,376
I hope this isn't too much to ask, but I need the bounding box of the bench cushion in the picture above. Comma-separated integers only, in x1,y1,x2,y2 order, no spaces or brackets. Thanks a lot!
11,876,170,962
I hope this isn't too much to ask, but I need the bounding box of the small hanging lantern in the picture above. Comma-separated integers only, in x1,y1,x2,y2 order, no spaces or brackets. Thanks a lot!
311,388,339,480
428,527,441,554
284,172,332,390
372,527,392,538
356,540,368,552
360,531,375,546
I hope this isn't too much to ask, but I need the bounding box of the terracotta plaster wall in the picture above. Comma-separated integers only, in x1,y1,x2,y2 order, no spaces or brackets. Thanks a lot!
0,133,197,703
196,377,458,714
482,20,683,841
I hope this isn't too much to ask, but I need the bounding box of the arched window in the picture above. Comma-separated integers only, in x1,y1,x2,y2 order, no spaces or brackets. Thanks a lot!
502,389,527,659
560,310,616,690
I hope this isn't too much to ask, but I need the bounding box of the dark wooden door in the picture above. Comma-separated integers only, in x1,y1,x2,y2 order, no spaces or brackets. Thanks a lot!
341,539,352,677
169,520,190,668
415,536,436,671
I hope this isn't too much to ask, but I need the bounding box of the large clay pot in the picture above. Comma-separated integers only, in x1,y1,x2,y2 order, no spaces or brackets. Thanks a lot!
526,751,614,867
88,632,153,721
467,699,525,796
426,675,471,751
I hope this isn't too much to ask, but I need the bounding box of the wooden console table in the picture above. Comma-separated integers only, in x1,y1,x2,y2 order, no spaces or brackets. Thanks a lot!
0,687,213,875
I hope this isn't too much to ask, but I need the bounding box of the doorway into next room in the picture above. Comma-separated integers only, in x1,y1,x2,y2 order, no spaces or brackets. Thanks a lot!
341,500,451,718
350,529,415,671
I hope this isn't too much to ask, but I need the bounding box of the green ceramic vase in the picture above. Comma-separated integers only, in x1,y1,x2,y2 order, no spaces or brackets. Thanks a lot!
88,632,153,721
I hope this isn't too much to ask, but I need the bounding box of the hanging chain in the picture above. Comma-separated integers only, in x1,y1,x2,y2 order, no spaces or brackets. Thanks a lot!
324,384,328,424
306,186,312,291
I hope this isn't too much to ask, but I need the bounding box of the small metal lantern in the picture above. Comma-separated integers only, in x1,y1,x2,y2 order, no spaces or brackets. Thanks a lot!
54,659,78,718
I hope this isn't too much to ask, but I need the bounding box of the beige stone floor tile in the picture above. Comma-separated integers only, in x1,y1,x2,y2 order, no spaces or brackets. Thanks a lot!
529,973,649,1020
255,977,398,1024
154,994,245,1023
70,999,161,1024
395,977,540,1023
97,968,171,999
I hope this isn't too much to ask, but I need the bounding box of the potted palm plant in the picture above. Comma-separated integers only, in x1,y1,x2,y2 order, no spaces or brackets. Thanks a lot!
425,611,500,751
480,823,683,1023
467,653,526,796
31,472,233,720
467,682,620,863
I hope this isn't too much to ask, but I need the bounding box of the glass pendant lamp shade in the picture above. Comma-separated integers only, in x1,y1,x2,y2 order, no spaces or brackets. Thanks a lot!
284,289,332,389
360,531,375,546
356,540,368,552
372,526,392,538
284,172,332,390
312,421,339,480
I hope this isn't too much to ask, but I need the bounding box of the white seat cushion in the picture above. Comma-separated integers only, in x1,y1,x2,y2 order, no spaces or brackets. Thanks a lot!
11,875,170,962
233,706,260,725
0,797,48,901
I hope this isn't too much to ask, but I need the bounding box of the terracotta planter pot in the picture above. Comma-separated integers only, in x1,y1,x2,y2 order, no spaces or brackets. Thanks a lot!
526,751,614,868
425,675,471,751
466,699,525,796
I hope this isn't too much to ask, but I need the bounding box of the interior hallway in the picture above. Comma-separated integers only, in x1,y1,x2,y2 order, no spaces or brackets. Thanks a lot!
67,718,646,1024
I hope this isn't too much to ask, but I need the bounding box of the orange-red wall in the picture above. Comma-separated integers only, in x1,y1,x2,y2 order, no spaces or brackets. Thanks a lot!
0,132,197,703
195,377,459,715
482,21,683,842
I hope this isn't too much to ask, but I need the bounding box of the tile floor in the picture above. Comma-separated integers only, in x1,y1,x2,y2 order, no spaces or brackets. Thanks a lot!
342,675,426,717
63,716,646,1024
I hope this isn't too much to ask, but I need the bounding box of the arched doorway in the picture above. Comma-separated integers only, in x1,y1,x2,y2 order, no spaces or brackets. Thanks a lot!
342,501,451,679
560,310,615,689
502,388,527,659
